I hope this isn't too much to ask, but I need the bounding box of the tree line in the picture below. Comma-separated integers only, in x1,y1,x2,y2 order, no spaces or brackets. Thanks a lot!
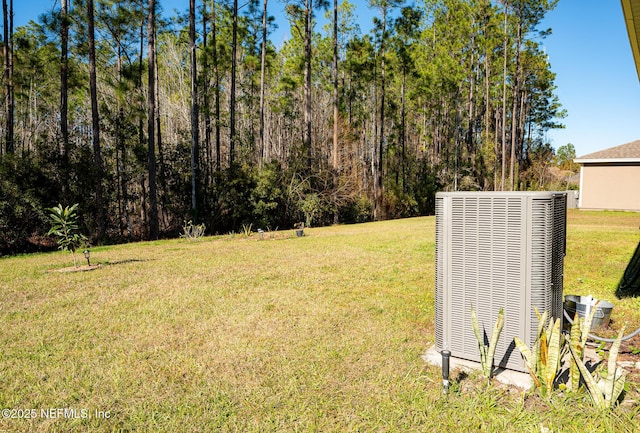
0,0,571,255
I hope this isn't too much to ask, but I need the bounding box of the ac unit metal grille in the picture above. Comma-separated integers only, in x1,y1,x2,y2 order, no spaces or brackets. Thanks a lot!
434,198,444,349
435,192,566,372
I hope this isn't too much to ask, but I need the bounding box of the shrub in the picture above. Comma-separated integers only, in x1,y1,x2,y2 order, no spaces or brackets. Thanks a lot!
180,220,206,240
46,203,88,267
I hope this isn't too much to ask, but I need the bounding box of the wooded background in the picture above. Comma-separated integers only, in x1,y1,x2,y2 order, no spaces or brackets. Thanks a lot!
0,0,576,254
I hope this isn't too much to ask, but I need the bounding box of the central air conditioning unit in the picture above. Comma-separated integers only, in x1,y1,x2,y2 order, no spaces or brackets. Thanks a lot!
434,191,567,372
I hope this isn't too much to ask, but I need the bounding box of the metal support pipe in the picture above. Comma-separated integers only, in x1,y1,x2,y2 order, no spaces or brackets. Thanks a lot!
441,350,451,394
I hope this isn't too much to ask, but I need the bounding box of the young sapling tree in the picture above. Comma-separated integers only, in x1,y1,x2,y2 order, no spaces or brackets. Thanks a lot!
47,203,88,267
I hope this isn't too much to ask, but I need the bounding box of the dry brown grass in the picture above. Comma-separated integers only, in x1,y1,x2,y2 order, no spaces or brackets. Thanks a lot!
0,213,638,432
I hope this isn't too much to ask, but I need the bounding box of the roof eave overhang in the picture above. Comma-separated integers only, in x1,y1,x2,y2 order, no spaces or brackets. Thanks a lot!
621,0,640,82
574,158,640,164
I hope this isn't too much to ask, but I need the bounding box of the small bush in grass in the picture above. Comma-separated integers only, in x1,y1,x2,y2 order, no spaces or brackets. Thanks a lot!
46,203,88,267
181,220,206,240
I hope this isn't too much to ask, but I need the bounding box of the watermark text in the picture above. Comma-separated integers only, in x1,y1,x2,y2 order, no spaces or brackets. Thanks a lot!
2,408,111,420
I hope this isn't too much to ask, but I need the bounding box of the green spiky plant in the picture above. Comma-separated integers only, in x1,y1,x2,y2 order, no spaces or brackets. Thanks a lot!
514,308,566,397
46,203,88,267
567,325,628,409
181,220,206,240
471,306,505,382
567,303,599,391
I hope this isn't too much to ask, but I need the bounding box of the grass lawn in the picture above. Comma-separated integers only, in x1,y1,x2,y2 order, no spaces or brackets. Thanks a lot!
1,210,639,432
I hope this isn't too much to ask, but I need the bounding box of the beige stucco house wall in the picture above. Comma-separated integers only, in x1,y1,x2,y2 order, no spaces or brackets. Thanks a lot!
574,140,640,211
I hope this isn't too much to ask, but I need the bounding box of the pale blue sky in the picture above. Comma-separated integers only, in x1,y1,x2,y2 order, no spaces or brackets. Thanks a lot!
541,1,640,157
11,0,640,157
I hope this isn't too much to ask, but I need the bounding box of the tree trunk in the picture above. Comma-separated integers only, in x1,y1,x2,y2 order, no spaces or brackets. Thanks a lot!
230,0,238,169
147,0,159,239
304,0,313,173
518,88,527,187
154,33,166,230
60,0,69,159
116,45,131,241
1,0,4,152
202,1,212,183
500,3,508,191
467,27,476,179
400,64,406,193
189,0,199,213
332,0,339,223
138,14,145,169
259,0,268,168
2,0,13,154
88,0,106,241
8,0,11,153
509,12,522,192
484,27,492,190
211,0,221,173
375,6,387,220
